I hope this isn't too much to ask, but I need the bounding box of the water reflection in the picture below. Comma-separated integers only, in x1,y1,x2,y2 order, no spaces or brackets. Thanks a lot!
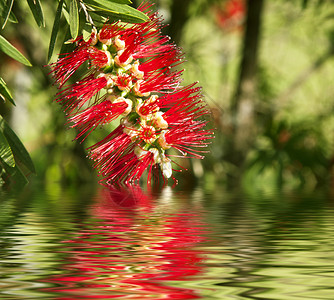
0,186,334,299
41,185,207,299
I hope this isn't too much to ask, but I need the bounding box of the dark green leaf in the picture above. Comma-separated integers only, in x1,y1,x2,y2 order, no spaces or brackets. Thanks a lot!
47,0,64,63
0,77,15,106
0,130,15,167
0,35,32,66
60,26,75,55
69,0,79,39
1,162,28,187
0,115,35,173
1,0,14,29
86,0,148,23
26,0,45,27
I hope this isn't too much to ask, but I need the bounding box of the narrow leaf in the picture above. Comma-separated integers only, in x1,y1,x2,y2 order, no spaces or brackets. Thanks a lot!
62,6,70,24
0,35,32,66
0,130,15,167
0,0,18,25
47,0,64,63
26,0,45,27
3,162,28,187
0,77,15,106
82,23,92,41
69,0,79,39
1,0,14,29
107,0,132,4
86,0,148,23
0,116,35,173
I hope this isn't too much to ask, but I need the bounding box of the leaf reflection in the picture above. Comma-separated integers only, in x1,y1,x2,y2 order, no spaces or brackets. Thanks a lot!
42,184,207,299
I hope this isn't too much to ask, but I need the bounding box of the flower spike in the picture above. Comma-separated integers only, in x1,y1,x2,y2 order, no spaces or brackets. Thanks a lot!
50,1,214,185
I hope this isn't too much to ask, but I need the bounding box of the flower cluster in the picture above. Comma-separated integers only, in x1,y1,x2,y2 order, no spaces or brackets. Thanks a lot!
51,2,213,185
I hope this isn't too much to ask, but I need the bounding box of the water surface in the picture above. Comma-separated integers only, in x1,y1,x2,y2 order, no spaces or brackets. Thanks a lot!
0,184,334,299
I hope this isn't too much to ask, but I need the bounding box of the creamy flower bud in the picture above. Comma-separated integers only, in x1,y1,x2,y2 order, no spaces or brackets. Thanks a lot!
90,28,98,46
114,35,125,50
158,130,171,150
114,50,133,67
134,146,148,160
160,155,172,178
113,97,133,116
149,148,161,163
153,111,168,129
133,80,150,97
131,60,144,79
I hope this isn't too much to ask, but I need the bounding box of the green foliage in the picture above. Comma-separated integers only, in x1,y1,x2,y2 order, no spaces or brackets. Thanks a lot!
0,77,15,105
26,0,45,27
0,115,36,187
0,0,14,29
246,119,329,187
0,0,148,188
0,35,31,66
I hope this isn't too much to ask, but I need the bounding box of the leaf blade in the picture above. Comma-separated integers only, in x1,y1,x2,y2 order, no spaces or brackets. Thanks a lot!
0,130,15,168
1,0,14,29
0,35,32,66
0,116,36,173
86,0,148,23
47,0,64,63
26,0,45,27
69,0,79,39
0,77,15,106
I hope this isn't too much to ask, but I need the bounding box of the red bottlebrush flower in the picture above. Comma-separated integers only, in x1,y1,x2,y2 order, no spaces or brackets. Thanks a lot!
50,2,214,185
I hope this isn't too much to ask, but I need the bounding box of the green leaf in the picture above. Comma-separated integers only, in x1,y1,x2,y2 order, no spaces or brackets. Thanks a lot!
82,23,92,41
86,0,148,23
107,0,132,4
0,130,15,168
0,77,15,106
26,0,45,27
1,0,14,29
69,0,79,39
47,0,64,63
0,35,32,66
2,162,28,187
0,115,35,173
62,6,70,24
0,0,18,25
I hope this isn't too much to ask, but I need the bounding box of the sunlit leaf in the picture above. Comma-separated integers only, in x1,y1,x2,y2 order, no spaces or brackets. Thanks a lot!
1,0,14,29
26,0,45,27
107,0,132,4
86,0,148,23
69,0,79,39
82,23,93,41
62,6,70,24
47,0,64,63
0,35,32,66
0,130,15,168
0,116,35,173
0,77,15,106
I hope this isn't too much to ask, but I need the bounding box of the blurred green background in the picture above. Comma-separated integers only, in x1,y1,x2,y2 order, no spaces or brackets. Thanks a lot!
1,0,334,190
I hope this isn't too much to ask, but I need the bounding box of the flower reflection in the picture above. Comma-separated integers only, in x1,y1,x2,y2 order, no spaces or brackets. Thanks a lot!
42,185,206,299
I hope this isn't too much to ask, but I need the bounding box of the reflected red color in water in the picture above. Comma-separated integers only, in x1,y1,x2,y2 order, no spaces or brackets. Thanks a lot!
42,185,207,299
